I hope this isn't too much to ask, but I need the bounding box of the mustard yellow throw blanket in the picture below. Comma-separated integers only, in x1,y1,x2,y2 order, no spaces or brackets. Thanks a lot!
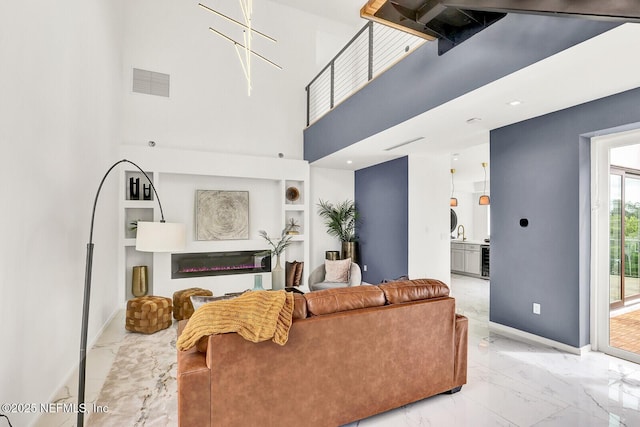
177,290,294,351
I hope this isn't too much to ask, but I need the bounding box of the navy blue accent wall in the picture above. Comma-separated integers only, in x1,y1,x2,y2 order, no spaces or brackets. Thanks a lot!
491,87,640,348
355,157,408,284
304,14,617,162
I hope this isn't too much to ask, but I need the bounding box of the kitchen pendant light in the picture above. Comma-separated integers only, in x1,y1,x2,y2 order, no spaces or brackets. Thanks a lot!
450,169,458,207
479,162,490,205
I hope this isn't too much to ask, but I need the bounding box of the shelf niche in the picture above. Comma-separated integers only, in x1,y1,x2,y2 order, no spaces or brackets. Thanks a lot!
125,170,154,201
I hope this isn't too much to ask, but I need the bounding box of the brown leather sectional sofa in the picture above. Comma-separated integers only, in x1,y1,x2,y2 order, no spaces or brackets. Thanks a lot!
177,278,468,427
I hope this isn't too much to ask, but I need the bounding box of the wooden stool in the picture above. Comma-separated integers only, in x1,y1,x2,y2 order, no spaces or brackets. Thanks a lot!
173,287,213,320
125,296,172,334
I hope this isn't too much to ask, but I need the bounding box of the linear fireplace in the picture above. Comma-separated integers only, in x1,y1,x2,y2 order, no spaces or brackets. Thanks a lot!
171,250,271,279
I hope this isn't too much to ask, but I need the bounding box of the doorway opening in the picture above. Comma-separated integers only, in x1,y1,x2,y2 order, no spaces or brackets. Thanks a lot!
592,130,640,363
609,156,640,353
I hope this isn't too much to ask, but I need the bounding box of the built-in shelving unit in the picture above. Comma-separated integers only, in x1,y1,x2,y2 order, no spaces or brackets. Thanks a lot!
120,170,157,300
282,179,306,266
118,145,310,303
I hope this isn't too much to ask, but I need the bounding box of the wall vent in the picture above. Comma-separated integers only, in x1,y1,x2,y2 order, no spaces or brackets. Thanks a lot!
132,68,170,97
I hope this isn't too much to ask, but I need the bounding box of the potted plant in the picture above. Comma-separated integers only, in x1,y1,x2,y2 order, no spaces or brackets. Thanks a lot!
317,199,360,262
286,217,301,235
259,224,294,290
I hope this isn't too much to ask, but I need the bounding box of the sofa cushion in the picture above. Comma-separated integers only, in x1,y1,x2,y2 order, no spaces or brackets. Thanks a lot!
190,294,233,310
292,293,308,320
310,281,350,291
304,286,385,316
324,258,351,283
379,279,450,304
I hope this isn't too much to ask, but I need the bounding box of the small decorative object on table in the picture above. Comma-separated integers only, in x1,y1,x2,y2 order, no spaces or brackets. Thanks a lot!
259,224,294,290
253,275,264,290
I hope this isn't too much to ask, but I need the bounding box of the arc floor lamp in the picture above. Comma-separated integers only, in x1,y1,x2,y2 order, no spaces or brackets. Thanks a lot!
77,159,186,427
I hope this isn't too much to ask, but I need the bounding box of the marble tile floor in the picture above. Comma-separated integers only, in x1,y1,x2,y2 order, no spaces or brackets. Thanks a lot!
36,275,640,426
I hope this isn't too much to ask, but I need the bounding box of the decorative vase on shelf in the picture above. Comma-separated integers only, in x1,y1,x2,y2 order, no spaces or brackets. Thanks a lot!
132,265,148,297
271,255,285,290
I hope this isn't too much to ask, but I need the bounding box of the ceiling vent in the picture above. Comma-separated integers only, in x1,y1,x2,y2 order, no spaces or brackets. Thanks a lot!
384,136,426,151
132,68,170,97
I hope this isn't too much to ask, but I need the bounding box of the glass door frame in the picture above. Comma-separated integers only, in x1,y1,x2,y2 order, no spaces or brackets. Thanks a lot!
591,130,640,364
610,166,640,309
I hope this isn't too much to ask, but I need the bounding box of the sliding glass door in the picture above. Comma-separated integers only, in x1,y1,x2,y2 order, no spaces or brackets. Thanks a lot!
594,135,640,363
610,167,640,309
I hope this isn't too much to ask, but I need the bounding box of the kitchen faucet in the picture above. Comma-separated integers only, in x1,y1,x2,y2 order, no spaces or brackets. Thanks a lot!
457,225,466,241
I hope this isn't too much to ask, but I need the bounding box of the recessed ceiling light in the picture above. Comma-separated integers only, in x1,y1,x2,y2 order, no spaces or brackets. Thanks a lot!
508,100,522,106
346,160,353,164
466,117,482,124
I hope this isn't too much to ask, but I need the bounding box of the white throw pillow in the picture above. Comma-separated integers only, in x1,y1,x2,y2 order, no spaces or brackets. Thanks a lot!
324,258,351,283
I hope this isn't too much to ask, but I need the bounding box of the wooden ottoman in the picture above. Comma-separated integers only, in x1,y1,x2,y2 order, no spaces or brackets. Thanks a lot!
126,296,173,334
173,287,213,320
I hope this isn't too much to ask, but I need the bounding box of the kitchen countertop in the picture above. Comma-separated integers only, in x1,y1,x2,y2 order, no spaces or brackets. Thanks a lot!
451,239,490,245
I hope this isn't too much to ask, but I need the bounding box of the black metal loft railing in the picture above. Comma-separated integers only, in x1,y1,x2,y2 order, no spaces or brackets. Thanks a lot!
305,21,426,127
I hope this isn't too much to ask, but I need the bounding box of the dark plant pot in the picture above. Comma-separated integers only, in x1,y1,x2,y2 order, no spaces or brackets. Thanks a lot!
341,241,358,264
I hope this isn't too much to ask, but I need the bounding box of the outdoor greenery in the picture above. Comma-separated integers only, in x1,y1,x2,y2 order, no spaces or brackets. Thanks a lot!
610,199,640,276
317,199,359,242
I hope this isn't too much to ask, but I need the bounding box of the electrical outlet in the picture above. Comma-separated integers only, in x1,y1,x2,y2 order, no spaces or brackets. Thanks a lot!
363,265,368,272
533,303,541,315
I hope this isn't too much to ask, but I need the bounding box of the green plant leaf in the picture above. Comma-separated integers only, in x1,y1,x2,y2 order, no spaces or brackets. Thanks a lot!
317,199,359,242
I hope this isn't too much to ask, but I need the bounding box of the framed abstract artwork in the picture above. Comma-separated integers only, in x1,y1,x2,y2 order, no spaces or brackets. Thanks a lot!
195,190,249,240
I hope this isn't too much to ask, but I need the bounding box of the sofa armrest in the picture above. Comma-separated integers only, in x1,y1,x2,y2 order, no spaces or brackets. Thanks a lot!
308,265,326,289
177,323,211,426
348,263,362,286
454,314,468,387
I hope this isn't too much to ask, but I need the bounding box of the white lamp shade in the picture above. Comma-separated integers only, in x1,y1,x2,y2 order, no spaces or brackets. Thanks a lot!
136,221,186,252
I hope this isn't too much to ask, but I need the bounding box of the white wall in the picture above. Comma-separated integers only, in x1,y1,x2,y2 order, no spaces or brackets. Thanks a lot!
408,154,451,283
0,1,123,425
309,166,355,273
121,0,359,158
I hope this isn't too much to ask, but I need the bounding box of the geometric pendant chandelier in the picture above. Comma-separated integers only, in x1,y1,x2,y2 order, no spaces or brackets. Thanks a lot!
199,1,282,96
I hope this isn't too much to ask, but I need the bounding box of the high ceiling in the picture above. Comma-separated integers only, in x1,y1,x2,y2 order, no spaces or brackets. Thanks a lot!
272,2,640,184
268,0,367,27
